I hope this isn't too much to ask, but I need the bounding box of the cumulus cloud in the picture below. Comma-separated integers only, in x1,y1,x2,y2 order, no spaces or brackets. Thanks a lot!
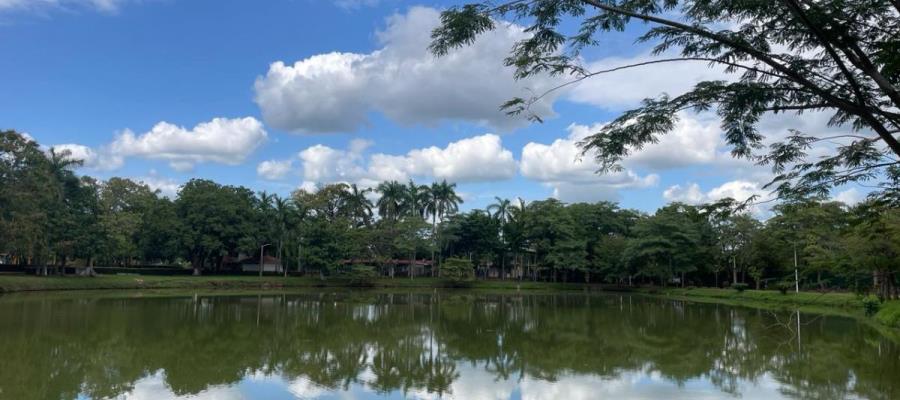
663,180,777,217
254,6,562,133
295,134,517,188
256,159,294,181
50,143,123,171
110,117,267,171
833,187,864,206
567,114,725,172
135,171,181,198
568,54,727,110
520,125,658,202
370,134,517,183
664,180,772,205
662,183,706,205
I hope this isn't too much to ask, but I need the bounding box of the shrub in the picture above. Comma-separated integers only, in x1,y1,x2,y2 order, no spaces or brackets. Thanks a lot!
440,258,475,287
874,302,900,328
731,283,749,292
334,265,379,287
862,295,882,317
776,281,793,295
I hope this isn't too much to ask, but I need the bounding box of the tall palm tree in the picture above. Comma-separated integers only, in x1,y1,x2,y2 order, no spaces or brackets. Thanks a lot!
273,195,294,277
376,181,406,221
403,180,428,218
487,197,512,279
425,180,463,276
343,183,373,227
46,147,82,201
487,197,511,224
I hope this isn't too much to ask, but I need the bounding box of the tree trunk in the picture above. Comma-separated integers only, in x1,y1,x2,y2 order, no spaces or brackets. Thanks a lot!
732,256,738,285
191,254,202,276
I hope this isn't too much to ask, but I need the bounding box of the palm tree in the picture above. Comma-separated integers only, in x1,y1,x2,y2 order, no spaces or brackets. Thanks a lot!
343,183,373,227
376,181,406,221
487,197,512,279
290,197,309,276
257,191,275,275
424,180,463,276
273,195,294,277
403,180,428,218
47,147,82,201
487,197,511,224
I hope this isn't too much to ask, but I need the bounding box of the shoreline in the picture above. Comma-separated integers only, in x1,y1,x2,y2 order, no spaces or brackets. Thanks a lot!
1,274,898,330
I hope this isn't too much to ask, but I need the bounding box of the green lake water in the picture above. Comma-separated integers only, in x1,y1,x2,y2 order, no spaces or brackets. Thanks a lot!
0,290,897,399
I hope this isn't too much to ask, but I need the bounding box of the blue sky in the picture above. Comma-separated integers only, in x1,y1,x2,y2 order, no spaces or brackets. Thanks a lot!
0,0,865,212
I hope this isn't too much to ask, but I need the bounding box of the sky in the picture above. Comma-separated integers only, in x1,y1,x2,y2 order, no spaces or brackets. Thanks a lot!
0,0,866,213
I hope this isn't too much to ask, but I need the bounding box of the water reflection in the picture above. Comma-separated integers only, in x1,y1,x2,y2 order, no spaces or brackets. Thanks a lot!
0,291,897,400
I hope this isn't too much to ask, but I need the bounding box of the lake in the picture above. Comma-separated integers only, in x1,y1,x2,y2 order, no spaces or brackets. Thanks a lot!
0,290,897,400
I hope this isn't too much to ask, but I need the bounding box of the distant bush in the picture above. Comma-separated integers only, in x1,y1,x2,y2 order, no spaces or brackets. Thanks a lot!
862,295,882,317
776,281,793,295
334,265,379,287
440,258,475,287
731,283,749,292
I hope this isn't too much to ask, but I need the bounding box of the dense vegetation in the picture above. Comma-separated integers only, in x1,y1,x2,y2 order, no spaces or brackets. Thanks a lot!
2,130,898,299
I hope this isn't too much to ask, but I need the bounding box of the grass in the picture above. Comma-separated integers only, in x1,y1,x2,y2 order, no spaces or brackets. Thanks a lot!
2,274,898,331
875,301,900,328
0,274,590,293
657,287,863,308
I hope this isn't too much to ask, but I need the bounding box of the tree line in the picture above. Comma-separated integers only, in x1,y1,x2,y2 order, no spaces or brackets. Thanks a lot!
2,130,898,297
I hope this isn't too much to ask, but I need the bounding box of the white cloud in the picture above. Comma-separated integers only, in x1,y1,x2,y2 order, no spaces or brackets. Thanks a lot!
834,187,864,206
50,143,123,171
298,134,516,188
520,125,658,202
370,134,517,183
295,134,517,188
568,53,727,110
664,180,771,205
257,159,294,181
254,6,562,133
663,183,705,205
663,180,776,217
136,172,181,199
110,117,267,171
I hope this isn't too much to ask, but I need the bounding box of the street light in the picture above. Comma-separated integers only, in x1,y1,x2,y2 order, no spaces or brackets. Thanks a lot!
259,243,271,278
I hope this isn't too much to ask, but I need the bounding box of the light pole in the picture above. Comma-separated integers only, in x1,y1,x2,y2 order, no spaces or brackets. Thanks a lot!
259,243,271,278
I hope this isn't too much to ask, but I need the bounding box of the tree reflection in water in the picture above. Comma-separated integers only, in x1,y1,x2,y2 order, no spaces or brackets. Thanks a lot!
0,291,897,400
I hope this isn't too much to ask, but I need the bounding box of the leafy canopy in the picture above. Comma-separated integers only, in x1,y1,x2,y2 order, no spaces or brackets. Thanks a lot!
431,0,900,204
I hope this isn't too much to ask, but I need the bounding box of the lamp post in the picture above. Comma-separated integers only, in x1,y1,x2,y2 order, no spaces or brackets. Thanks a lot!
259,243,271,278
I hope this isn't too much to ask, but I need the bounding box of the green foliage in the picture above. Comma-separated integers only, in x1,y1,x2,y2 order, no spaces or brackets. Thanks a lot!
776,282,793,295
731,283,749,292
862,295,882,317
874,301,900,328
440,257,475,284
430,0,900,204
334,265,379,287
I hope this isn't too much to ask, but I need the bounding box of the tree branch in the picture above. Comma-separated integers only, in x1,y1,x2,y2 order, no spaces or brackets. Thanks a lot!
576,0,900,158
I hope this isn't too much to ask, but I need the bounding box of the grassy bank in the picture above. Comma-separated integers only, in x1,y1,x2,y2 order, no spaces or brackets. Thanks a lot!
655,287,900,330
2,274,898,329
0,274,588,293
